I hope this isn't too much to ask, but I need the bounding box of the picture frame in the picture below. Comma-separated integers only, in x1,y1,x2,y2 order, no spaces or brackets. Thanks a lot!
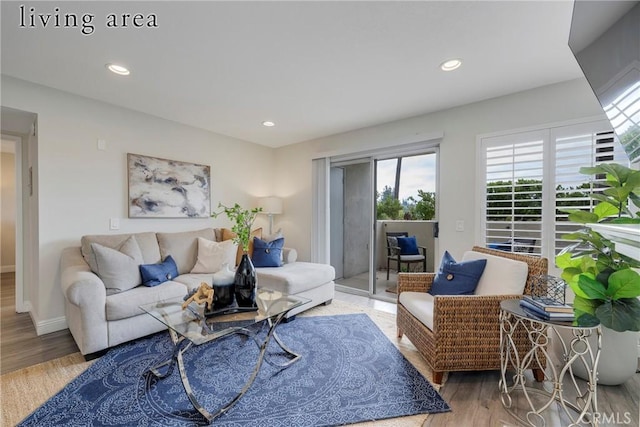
127,153,211,218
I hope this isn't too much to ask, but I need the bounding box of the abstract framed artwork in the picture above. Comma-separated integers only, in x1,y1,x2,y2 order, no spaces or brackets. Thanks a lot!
127,153,211,218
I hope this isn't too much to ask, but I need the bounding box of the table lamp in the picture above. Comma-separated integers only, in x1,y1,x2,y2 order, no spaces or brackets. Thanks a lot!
258,197,283,234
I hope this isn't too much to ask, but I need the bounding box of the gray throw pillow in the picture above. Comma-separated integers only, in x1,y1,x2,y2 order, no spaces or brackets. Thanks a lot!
92,236,144,295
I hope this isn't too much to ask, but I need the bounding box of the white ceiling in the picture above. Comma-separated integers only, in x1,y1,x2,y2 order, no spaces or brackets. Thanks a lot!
1,1,585,147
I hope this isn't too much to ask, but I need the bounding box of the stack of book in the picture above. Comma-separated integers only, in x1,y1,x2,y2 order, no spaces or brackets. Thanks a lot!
519,295,574,321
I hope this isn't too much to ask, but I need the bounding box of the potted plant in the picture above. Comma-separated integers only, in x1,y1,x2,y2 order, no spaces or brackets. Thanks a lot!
556,163,640,385
212,203,262,307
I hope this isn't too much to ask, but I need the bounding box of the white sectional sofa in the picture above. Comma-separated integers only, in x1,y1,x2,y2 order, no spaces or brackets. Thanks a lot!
60,228,335,356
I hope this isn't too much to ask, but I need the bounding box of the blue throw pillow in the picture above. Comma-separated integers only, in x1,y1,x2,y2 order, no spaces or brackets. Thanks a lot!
252,237,284,268
429,251,487,296
139,255,179,287
396,236,419,255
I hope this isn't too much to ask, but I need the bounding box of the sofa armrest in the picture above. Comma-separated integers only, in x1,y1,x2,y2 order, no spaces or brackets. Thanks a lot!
61,247,106,308
397,272,435,295
282,247,297,264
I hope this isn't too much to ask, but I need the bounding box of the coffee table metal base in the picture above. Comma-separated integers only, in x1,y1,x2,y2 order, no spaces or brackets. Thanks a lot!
146,311,300,423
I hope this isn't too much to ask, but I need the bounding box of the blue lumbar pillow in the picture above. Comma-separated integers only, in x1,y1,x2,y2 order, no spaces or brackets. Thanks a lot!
396,236,420,255
140,255,179,287
251,237,284,268
429,251,487,296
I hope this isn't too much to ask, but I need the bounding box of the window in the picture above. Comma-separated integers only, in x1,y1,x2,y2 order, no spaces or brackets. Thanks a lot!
376,153,437,221
479,120,628,263
603,80,640,162
483,131,545,255
553,127,627,256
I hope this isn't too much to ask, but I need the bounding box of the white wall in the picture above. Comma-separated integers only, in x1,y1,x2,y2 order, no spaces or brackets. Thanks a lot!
274,78,606,262
1,76,275,331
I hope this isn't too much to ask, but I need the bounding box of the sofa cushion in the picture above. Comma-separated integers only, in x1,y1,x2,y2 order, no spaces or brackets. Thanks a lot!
430,251,486,296
91,236,144,295
156,228,215,274
190,238,237,273
399,291,435,330
81,232,160,273
462,251,528,295
105,280,187,321
256,262,335,294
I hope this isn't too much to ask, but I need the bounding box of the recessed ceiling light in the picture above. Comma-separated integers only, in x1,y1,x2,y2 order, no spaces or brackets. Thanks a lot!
440,59,462,71
262,121,275,127
106,63,130,76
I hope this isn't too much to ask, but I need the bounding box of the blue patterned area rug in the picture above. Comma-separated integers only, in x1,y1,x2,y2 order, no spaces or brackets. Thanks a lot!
19,313,449,426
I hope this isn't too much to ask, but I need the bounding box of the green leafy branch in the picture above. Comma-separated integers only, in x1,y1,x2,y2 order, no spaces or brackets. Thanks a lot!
211,203,262,250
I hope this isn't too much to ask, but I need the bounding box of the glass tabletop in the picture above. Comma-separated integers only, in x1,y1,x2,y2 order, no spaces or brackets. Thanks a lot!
140,288,309,346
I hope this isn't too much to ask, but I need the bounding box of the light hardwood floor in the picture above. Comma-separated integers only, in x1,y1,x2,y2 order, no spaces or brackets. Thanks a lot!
1,272,79,374
2,273,638,426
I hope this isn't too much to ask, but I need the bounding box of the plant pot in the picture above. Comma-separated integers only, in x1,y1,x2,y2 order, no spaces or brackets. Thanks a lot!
234,253,256,307
555,326,638,386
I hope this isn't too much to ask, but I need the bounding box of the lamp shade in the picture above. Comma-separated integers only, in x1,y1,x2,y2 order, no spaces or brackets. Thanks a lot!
258,197,283,215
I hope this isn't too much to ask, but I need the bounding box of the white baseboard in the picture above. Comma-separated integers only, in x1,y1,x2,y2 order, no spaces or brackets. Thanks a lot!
1,265,16,273
29,309,68,336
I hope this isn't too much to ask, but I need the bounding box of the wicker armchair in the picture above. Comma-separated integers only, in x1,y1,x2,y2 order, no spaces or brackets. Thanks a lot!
396,246,548,384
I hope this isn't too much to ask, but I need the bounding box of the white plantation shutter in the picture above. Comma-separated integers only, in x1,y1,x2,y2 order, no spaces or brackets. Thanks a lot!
482,131,545,256
553,125,628,256
480,120,627,262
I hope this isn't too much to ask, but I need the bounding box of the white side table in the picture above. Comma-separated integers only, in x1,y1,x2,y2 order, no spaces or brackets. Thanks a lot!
499,299,602,426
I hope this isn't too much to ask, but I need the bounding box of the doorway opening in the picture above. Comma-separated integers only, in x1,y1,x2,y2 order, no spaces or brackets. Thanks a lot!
327,147,439,301
1,106,38,318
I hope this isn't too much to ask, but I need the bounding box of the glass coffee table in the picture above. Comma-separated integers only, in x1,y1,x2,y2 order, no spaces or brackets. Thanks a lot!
140,288,308,423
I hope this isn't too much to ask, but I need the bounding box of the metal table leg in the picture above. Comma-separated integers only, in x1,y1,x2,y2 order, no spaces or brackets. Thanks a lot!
147,311,300,424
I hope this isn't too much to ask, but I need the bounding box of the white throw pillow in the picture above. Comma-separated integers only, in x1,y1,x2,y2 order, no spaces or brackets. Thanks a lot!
191,238,238,273
462,251,528,295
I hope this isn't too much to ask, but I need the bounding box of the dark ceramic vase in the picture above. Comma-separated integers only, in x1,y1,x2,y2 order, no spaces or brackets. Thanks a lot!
212,283,235,309
234,253,256,307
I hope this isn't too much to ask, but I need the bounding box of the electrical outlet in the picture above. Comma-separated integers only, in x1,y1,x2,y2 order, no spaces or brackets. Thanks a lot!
97,139,107,151
455,220,464,232
109,218,120,230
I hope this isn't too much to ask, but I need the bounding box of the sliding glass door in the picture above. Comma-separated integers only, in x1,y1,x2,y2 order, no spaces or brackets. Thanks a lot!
313,140,440,302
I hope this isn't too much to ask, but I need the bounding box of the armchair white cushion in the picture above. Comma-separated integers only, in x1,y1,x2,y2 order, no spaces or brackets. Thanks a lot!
462,250,528,295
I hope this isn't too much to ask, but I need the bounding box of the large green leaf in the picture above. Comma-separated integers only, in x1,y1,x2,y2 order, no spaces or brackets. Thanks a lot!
578,166,604,176
590,193,620,207
604,187,631,201
566,210,599,224
594,202,619,219
580,256,597,275
595,299,640,332
555,252,579,269
607,269,640,299
624,170,640,188
602,163,630,183
575,312,601,328
577,274,608,299
572,294,598,315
